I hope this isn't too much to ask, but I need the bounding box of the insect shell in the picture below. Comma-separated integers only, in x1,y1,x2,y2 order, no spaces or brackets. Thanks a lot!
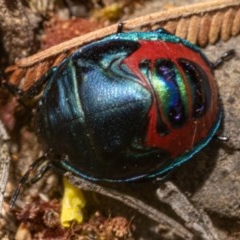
37,28,220,182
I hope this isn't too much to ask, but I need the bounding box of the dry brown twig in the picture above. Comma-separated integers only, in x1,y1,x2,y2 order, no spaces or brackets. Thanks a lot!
6,0,240,91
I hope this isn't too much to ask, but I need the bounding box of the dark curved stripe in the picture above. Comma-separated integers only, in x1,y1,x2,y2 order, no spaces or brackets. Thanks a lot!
178,59,211,119
139,59,169,135
155,59,186,127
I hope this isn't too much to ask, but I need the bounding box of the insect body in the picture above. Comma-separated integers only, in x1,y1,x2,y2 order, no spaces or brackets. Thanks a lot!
36,28,223,182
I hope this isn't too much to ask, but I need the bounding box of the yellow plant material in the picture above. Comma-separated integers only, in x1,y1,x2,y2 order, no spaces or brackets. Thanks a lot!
60,177,86,227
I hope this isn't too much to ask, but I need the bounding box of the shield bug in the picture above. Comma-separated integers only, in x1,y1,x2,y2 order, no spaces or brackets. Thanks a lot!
8,28,234,206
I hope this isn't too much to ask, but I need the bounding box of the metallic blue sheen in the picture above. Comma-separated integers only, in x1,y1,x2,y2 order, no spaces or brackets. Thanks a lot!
36,28,219,182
